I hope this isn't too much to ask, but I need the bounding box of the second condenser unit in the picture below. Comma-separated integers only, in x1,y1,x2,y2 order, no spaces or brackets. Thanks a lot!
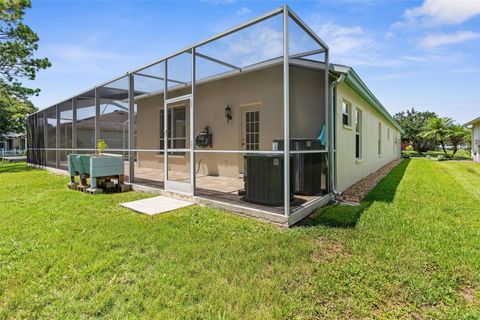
272,138,324,195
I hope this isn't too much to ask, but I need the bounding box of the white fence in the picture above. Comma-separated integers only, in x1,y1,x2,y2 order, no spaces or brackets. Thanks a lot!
0,149,26,157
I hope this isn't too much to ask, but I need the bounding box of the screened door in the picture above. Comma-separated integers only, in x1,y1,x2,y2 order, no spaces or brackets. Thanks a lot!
164,97,192,195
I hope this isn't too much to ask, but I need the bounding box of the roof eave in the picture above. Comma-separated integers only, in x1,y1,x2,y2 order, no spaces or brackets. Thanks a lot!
465,116,480,126
331,66,401,131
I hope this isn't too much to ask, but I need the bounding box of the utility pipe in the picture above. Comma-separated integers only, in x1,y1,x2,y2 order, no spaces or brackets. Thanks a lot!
328,72,346,196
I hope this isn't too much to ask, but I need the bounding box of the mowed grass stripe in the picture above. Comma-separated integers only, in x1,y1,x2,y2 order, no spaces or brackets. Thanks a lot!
1,160,480,319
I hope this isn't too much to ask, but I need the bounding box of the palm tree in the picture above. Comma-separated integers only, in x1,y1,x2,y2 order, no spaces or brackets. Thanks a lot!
421,117,453,154
448,124,469,155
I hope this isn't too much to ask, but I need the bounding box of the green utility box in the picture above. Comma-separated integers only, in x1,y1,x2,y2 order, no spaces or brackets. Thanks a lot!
67,154,127,193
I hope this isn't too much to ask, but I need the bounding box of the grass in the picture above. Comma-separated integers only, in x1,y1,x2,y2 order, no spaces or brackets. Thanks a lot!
1,159,480,319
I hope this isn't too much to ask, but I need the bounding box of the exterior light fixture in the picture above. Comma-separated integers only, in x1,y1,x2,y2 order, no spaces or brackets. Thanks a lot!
225,105,232,123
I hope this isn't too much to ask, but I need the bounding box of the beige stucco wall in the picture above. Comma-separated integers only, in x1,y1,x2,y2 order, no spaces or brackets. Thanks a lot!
135,65,326,178
334,82,401,192
472,122,480,162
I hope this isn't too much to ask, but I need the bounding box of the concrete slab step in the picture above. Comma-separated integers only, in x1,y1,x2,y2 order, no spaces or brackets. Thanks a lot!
120,196,193,216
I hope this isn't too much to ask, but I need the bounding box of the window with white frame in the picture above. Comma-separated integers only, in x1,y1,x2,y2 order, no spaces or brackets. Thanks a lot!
378,122,382,155
159,106,186,153
355,108,362,159
342,100,352,127
245,110,260,151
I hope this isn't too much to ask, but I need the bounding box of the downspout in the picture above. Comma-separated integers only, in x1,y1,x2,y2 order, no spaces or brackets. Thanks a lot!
328,72,346,196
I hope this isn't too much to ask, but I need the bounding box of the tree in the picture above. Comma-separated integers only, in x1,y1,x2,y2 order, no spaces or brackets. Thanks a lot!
0,94,36,134
1,0,51,99
421,117,453,154
448,124,469,155
394,108,437,152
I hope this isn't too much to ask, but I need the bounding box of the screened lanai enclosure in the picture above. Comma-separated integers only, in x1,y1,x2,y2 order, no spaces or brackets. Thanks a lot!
27,6,333,225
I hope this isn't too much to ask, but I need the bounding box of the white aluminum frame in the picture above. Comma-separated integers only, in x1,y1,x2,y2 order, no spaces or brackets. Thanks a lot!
27,5,331,219
283,6,290,216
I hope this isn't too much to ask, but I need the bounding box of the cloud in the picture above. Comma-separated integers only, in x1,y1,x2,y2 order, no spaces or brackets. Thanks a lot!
307,19,465,68
46,44,126,62
305,19,408,67
316,23,363,38
225,26,283,65
199,21,283,67
384,31,395,40
236,6,251,16
372,71,418,81
395,0,480,28
419,31,480,48
41,43,135,76
201,0,236,4
398,52,463,64
313,23,374,55
309,22,385,67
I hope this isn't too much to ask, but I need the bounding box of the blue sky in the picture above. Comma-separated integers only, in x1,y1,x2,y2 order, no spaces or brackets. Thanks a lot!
25,0,480,123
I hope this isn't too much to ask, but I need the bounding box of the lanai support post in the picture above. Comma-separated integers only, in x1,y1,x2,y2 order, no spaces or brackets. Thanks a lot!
43,111,48,166
94,87,100,150
55,104,60,168
325,50,333,194
163,60,168,183
128,74,135,182
283,5,291,218
72,98,77,152
190,48,196,195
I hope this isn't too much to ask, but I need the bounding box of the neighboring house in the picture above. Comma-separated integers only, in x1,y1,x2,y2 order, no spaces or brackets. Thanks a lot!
76,109,128,150
26,6,401,226
466,116,480,162
0,133,26,156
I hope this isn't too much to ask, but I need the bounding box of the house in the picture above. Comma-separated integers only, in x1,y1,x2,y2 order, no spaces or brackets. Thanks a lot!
26,6,401,226
465,116,480,162
0,133,26,156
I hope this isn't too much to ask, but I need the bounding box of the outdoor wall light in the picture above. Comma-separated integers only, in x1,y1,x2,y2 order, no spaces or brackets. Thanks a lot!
225,105,232,123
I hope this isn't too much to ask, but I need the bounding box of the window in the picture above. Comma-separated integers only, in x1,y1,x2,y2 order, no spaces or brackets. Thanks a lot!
387,127,390,141
355,108,362,159
342,100,351,127
245,110,259,150
159,106,186,152
378,122,382,155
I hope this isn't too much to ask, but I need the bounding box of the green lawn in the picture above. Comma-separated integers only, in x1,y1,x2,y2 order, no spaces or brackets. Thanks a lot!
1,159,480,319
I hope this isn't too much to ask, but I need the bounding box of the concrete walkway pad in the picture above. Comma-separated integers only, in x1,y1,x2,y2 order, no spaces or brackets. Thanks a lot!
120,196,193,216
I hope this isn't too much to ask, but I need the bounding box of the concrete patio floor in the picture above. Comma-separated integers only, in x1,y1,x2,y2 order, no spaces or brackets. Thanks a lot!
127,162,325,216
127,162,244,194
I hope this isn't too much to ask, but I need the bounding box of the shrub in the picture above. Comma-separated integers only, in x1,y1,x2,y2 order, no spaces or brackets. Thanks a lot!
402,151,421,158
406,145,414,152
96,139,108,155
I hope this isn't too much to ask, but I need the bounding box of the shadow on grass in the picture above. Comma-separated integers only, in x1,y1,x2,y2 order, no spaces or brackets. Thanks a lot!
0,161,34,174
300,159,411,228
